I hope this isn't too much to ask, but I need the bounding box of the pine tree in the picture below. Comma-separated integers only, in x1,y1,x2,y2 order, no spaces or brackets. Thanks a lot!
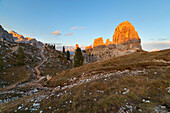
66,50,70,60
17,45,25,65
0,57,3,71
63,46,65,53
53,44,55,49
74,47,84,68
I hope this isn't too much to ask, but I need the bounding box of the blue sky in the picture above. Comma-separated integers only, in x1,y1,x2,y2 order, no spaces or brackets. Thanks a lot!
0,0,170,50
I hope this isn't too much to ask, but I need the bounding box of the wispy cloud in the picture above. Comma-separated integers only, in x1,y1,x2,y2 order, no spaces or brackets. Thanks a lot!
65,33,73,36
79,27,84,29
158,37,169,41
70,26,84,30
149,37,170,41
71,27,77,30
142,41,170,51
51,30,61,37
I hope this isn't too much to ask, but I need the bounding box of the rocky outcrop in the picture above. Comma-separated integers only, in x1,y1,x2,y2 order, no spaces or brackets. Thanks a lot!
9,30,25,41
85,45,93,53
0,25,14,42
105,39,112,46
75,44,79,49
85,45,92,50
93,37,104,47
85,21,142,61
9,30,43,49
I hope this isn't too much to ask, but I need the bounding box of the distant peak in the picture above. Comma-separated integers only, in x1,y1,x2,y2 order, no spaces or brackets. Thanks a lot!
9,30,16,33
26,37,35,41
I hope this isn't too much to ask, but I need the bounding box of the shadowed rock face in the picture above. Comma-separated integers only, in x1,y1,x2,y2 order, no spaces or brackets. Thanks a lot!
113,21,140,45
93,37,104,47
0,25,14,42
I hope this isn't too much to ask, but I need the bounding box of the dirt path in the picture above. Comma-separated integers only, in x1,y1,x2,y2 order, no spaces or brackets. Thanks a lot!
35,46,48,80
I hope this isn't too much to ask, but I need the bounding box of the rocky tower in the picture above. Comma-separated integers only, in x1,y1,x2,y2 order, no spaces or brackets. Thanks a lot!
113,21,140,45
93,37,104,47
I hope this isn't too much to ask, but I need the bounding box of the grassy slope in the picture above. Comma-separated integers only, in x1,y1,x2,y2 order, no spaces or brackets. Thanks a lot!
42,50,170,112
43,68,170,113
47,49,170,87
0,41,41,89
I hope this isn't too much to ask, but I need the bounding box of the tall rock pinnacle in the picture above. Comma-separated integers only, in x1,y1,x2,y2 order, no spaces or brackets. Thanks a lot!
113,21,140,45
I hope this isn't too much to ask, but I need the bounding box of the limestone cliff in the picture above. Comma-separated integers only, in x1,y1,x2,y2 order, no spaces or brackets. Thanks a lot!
113,21,140,45
93,37,104,47
85,21,142,61
85,45,92,50
105,39,112,46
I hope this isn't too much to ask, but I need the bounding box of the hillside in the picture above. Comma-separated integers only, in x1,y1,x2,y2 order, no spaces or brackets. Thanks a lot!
0,49,169,112
0,40,72,89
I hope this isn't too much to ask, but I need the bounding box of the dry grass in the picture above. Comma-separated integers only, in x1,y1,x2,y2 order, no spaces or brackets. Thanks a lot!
38,68,170,113
47,49,170,87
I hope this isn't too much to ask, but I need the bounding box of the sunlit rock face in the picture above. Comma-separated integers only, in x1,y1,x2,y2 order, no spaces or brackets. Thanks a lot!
9,30,43,49
93,37,104,47
85,21,142,61
75,44,79,49
0,25,14,42
85,45,92,50
9,30,25,41
85,45,93,53
25,37,35,41
113,21,140,45
105,39,112,46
